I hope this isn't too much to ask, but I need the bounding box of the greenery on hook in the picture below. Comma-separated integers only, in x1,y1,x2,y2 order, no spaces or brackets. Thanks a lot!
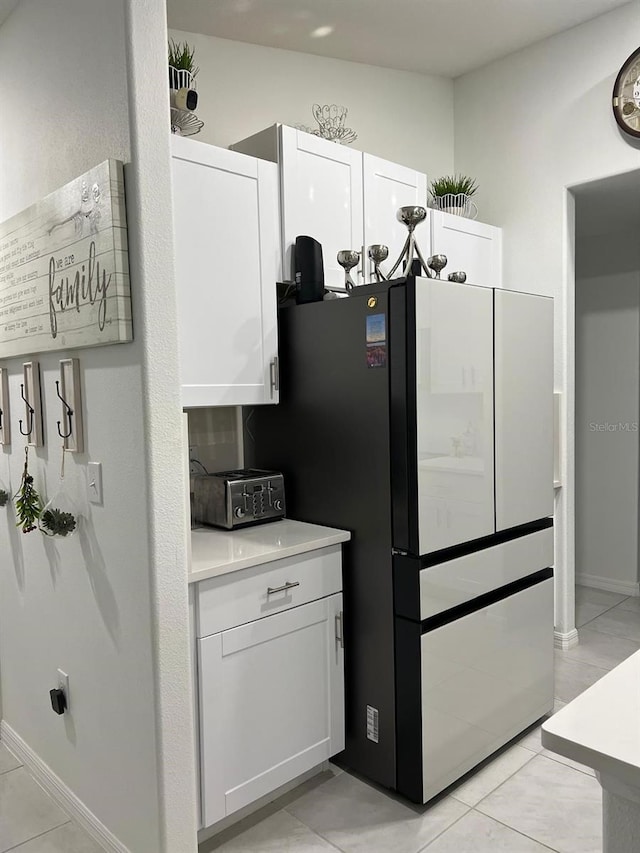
168,39,199,76
429,174,478,198
0,489,8,507
14,448,42,533
40,507,77,538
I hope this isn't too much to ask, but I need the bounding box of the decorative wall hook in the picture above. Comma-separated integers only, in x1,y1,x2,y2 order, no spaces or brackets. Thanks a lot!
55,381,73,439
58,359,83,453
0,368,10,446
21,362,44,447
19,383,35,437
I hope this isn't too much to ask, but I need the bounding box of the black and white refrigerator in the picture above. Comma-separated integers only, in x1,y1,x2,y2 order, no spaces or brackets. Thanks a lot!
247,275,555,803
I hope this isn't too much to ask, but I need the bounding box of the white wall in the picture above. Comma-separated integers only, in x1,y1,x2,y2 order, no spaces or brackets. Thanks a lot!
575,229,640,594
0,1,197,851
453,1,640,635
168,30,454,178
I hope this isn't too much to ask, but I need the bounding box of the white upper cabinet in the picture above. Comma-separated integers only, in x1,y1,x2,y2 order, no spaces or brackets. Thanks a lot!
494,290,554,530
279,127,364,289
171,136,280,407
431,211,502,289
232,125,427,289
362,154,428,283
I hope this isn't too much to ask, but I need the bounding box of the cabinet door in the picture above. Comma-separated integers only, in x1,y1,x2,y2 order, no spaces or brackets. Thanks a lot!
415,279,495,554
495,290,554,530
362,154,428,283
171,137,279,407
431,211,502,288
280,126,364,289
198,593,345,828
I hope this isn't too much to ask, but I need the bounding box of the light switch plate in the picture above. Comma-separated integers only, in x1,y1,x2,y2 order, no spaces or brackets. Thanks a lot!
88,462,103,505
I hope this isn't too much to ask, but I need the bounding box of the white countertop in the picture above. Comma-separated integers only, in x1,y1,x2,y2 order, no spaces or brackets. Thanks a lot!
189,518,351,584
542,649,640,789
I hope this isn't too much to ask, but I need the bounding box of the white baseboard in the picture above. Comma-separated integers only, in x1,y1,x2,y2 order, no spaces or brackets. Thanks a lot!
0,721,129,853
555,628,579,650
576,572,640,597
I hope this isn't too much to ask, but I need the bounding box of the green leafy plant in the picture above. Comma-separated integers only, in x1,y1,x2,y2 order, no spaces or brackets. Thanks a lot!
0,489,8,507
40,507,77,538
429,174,478,198
14,448,42,533
168,39,199,77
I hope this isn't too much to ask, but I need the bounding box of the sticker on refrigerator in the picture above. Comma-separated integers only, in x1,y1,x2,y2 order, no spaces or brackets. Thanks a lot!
366,705,379,743
366,313,386,369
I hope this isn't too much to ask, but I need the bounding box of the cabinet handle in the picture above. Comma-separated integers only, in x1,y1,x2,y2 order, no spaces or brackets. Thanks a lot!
269,357,279,398
335,611,344,648
266,580,299,596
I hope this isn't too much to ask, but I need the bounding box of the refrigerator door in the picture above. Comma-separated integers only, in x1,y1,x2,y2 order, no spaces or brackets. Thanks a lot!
419,576,554,803
414,279,495,554
495,290,554,530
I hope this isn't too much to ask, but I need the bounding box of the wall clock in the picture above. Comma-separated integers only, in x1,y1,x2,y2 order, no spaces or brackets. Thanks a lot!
613,46,640,138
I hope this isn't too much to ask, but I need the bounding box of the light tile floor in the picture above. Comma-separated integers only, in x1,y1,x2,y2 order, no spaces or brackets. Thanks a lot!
0,585,637,853
202,585,639,853
0,748,102,853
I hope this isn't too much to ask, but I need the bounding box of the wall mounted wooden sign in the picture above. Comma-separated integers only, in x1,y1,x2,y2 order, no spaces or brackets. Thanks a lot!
0,160,132,359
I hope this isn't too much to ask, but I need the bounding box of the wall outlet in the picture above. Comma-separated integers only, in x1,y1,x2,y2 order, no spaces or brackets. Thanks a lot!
57,668,70,711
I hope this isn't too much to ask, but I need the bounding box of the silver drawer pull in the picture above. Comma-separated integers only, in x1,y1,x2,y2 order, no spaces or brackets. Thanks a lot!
266,581,300,596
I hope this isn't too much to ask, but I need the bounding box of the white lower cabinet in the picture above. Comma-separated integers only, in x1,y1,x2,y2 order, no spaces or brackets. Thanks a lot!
197,569,344,828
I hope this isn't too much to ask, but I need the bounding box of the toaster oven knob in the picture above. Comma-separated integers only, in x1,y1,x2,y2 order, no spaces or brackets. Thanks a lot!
274,499,283,511
234,507,246,519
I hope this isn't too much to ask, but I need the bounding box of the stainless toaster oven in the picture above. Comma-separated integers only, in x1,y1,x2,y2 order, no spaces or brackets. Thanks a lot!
192,469,285,530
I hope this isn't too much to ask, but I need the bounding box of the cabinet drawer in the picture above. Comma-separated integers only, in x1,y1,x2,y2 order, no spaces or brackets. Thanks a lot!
196,545,342,638
420,527,553,619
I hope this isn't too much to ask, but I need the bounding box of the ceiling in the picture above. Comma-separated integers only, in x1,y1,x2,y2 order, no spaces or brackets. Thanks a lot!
166,0,633,78
574,170,640,237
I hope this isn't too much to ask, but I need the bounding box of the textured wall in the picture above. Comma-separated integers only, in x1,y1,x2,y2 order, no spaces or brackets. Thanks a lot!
0,0,197,850
168,30,455,179
454,1,640,633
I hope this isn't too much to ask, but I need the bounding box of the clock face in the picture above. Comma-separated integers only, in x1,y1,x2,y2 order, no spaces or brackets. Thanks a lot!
613,47,640,138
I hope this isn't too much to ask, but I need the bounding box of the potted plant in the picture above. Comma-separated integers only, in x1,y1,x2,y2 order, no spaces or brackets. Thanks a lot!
0,488,8,508
168,38,199,91
39,506,77,538
429,174,479,219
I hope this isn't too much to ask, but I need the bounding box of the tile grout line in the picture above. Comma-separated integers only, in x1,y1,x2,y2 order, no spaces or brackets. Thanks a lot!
413,804,472,852
0,763,23,777
1,819,72,853
450,747,537,810
281,807,349,853
469,807,562,852
538,751,596,779
576,594,631,631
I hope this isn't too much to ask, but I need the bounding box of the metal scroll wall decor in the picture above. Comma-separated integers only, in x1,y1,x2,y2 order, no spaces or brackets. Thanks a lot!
337,206,468,292
298,104,358,145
